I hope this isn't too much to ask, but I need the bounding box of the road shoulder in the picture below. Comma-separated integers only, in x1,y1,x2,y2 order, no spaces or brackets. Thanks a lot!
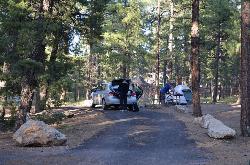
164,104,250,165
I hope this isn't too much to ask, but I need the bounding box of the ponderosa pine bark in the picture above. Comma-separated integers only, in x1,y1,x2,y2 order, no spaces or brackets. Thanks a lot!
191,0,202,117
15,71,37,129
15,0,47,129
240,0,250,136
155,0,161,102
168,0,174,81
212,25,222,103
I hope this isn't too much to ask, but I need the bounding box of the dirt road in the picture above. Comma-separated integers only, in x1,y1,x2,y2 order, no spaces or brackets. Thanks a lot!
0,108,207,165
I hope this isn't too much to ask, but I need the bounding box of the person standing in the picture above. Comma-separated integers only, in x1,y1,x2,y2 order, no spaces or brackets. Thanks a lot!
160,83,172,104
132,83,143,100
118,80,129,111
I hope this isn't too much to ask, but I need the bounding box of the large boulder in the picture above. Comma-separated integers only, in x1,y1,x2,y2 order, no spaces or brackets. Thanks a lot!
201,114,236,139
201,114,214,128
82,100,93,107
207,118,236,139
13,119,67,146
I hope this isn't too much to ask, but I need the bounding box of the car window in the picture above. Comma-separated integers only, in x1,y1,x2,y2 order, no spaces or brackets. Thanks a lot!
110,85,119,91
104,84,110,90
100,84,105,90
92,87,102,92
91,88,97,92
96,84,107,91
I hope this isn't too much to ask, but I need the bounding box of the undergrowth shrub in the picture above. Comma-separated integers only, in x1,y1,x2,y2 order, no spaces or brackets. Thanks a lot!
0,102,18,131
33,112,66,125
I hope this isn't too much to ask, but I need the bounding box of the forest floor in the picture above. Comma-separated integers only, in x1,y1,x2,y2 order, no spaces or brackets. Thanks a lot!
0,103,249,165
169,103,250,165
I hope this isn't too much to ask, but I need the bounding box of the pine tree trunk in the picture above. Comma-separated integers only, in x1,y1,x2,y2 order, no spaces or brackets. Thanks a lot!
30,88,41,114
1,62,9,120
126,53,131,78
15,73,36,129
86,43,93,100
97,54,101,79
39,84,49,110
39,31,60,110
212,27,221,103
0,97,6,121
168,0,174,81
163,60,167,85
122,64,127,78
1,107,5,121
74,81,77,102
154,0,161,103
240,0,250,136
191,0,202,117
184,33,191,85
15,0,47,129
60,88,66,101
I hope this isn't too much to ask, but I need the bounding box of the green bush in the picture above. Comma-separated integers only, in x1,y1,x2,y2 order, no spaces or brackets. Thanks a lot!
0,102,18,131
201,96,238,104
218,96,238,104
33,112,66,125
2,117,16,130
51,112,66,122
51,100,63,108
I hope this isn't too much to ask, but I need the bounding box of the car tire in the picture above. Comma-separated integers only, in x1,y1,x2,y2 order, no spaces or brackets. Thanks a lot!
102,99,108,110
133,103,139,112
128,105,133,111
113,105,119,110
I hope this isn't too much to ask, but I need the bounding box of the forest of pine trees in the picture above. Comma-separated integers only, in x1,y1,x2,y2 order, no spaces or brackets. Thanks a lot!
0,0,249,136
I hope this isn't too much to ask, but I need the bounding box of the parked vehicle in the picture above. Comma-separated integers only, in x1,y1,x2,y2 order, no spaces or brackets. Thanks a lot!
90,79,138,111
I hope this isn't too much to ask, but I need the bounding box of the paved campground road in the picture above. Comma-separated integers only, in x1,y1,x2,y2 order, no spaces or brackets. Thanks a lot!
0,108,207,165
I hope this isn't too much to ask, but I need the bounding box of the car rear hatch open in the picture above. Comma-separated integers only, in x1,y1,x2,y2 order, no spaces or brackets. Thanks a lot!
110,79,134,97
111,79,130,86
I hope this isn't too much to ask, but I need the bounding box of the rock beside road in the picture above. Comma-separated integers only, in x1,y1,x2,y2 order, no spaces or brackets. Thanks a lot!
207,118,236,139
13,119,67,146
197,114,236,139
201,114,214,128
82,100,93,107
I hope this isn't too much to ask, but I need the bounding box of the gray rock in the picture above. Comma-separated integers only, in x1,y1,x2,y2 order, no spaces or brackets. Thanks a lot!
201,114,214,128
194,117,203,125
207,118,236,139
13,119,67,146
201,114,236,139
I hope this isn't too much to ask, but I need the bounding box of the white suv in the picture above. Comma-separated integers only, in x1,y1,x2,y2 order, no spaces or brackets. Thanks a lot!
91,80,137,110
